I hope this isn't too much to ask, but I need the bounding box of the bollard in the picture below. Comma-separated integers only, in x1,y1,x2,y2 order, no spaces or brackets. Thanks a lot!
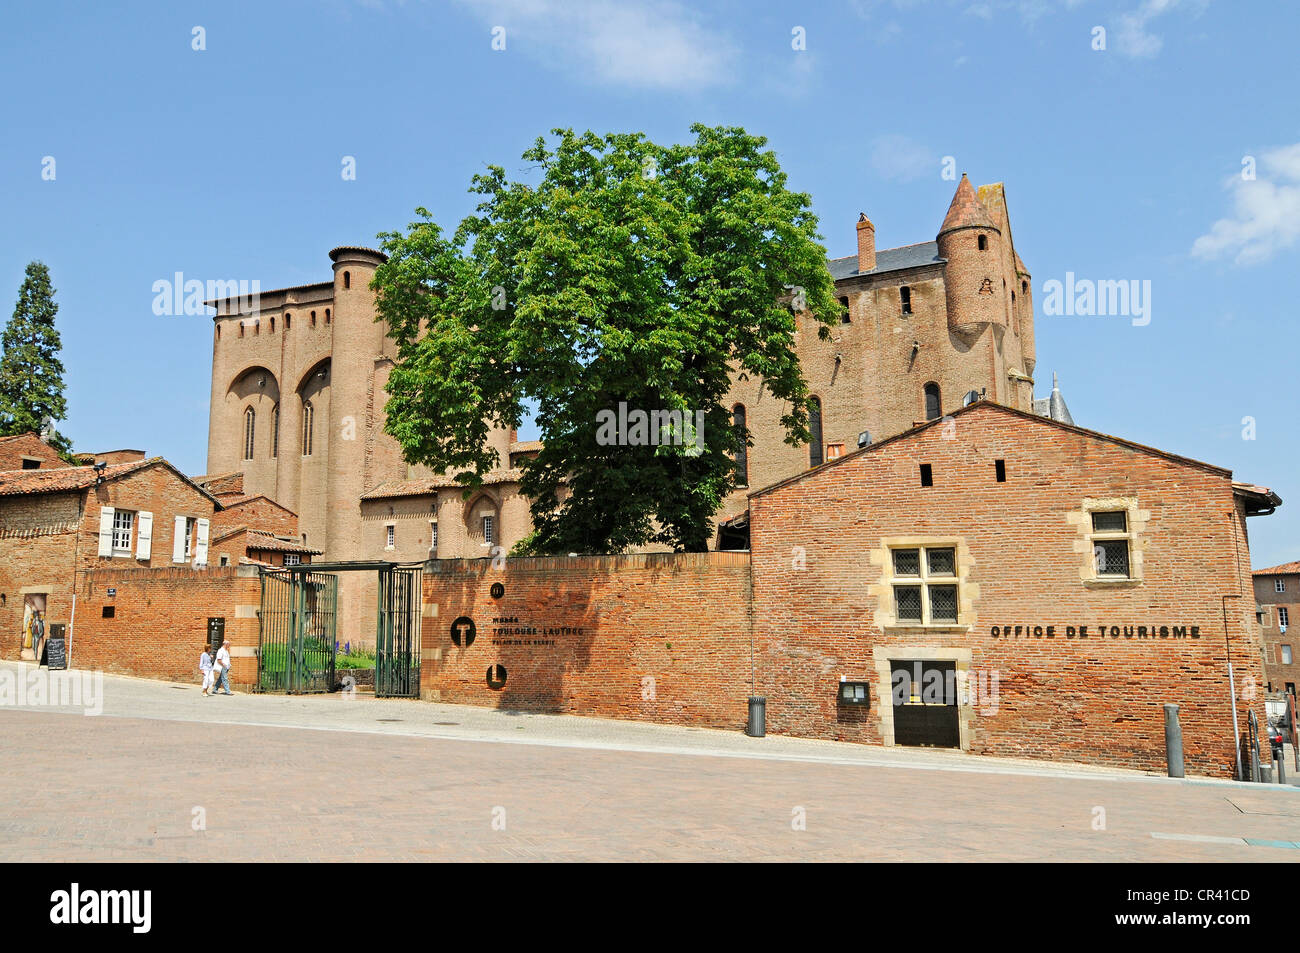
746,696,766,738
1276,748,1287,785
1163,703,1185,779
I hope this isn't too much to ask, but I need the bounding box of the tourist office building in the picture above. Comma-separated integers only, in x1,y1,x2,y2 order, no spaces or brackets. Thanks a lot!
419,403,1278,777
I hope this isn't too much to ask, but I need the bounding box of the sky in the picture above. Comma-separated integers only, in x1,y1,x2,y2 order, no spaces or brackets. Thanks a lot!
1,0,1296,567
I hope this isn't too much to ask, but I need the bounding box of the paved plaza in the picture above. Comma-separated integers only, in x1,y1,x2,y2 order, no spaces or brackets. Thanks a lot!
3,662,1300,861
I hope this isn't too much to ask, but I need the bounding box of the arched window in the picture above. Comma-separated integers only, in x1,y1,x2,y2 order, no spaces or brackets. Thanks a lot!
324,308,331,324
978,234,988,251
343,271,351,290
269,316,275,333
243,407,255,460
311,310,317,327
808,396,823,467
1022,280,1028,294
732,404,748,486
924,383,941,421
271,405,280,458
302,400,314,456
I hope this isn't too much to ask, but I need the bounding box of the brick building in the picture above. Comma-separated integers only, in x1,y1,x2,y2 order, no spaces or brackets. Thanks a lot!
0,453,316,663
0,432,71,471
204,177,1067,637
420,402,1278,776
1254,561,1300,695
0,457,220,661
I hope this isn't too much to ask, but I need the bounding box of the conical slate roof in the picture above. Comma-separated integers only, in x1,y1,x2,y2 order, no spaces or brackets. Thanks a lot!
939,173,998,235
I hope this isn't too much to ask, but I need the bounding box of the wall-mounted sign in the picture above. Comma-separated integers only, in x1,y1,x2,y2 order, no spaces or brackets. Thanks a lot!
107,588,116,598
990,624,1201,640
207,617,225,651
451,616,476,647
486,664,507,690
490,582,505,599
838,681,869,707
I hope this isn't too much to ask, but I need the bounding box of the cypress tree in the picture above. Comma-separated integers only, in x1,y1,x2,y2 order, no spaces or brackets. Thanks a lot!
0,261,72,455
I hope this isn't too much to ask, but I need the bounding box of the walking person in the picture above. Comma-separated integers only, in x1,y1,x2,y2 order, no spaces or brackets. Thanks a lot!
199,645,214,696
216,639,233,695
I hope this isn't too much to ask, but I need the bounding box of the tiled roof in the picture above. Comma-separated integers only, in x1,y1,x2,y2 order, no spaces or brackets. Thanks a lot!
827,241,943,281
510,440,543,454
361,469,523,501
1254,561,1300,576
212,525,321,555
0,459,153,496
939,173,999,234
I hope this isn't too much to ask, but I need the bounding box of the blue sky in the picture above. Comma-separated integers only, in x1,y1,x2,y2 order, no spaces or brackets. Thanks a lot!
1,0,1296,567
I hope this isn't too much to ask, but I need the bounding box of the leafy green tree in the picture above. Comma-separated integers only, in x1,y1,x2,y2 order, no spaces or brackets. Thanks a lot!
0,261,72,455
373,125,839,553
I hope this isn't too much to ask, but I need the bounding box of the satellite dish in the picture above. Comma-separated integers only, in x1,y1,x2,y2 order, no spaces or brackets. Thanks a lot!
857,430,872,448
962,390,981,407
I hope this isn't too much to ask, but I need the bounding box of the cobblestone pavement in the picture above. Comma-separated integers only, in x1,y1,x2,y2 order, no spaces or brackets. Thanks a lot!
3,662,1300,861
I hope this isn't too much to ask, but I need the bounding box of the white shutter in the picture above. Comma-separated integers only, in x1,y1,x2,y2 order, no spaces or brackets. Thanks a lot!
97,506,115,557
172,516,187,563
135,511,153,560
194,518,210,567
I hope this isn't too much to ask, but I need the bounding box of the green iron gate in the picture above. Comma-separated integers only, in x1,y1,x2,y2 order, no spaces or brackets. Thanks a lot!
375,566,422,698
257,569,338,693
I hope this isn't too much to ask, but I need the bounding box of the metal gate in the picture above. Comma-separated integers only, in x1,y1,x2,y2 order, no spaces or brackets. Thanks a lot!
257,569,338,693
375,566,422,698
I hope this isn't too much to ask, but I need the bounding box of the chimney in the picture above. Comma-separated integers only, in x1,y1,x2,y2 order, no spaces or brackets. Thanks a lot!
856,213,876,273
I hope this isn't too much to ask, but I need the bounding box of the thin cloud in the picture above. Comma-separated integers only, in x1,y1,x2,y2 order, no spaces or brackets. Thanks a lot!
1113,0,1209,58
1192,144,1300,266
451,0,738,91
869,134,937,183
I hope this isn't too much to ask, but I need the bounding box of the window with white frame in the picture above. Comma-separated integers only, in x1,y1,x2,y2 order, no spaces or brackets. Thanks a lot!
1281,607,1290,630
111,509,135,556
891,545,959,624
1090,511,1131,578
482,515,495,546
184,517,197,560
1277,579,1287,593
386,524,395,549
1283,645,1293,665
284,553,301,566
429,521,438,554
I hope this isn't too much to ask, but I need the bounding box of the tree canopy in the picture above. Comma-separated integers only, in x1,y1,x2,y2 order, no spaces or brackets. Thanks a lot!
0,261,72,455
373,124,839,553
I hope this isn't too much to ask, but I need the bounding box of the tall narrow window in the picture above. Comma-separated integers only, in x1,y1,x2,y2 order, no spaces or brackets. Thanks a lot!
302,400,314,456
243,407,255,459
271,405,280,458
808,396,823,467
838,296,851,324
343,271,351,289
482,515,495,546
978,234,988,251
386,524,395,549
900,286,912,315
924,383,941,421
732,404,748,486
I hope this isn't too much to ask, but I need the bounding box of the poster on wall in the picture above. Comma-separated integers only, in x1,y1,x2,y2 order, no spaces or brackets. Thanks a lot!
20,593,47,661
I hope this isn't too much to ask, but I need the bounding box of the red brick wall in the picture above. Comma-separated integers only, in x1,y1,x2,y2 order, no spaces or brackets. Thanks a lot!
0,432,70,470
749,403,1266,777
422,552,755,728
211,495,298,538
72,566,260,685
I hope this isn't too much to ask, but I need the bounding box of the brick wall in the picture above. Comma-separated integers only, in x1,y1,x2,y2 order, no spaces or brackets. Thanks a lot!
421,552,755,728
1255,572,1300,690
72,565,260,685
749,403,1266,777
0,432,71,470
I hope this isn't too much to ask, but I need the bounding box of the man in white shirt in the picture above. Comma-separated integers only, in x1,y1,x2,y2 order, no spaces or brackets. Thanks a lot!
215,640,233,695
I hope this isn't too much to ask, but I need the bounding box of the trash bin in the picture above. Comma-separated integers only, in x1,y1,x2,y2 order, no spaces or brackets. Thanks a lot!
746,696,766,737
